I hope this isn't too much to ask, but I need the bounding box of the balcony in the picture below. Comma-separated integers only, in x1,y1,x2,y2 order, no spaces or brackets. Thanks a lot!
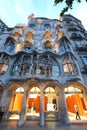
70,33,83,40
13,28,22,37
15,23,27,28
24,37,34,47
43,29,52,37
76,44,87,51
54,23,62,29
67,26,79,31
56,30,64,37
26,28,35,37
42,38,53,47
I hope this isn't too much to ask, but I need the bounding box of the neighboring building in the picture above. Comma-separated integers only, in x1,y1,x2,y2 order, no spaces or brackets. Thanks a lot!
0,14,87,126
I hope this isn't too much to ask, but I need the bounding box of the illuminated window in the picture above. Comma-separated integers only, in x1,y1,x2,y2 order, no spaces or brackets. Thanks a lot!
63,54,77,75
0,54,9,74
65,86,82,94
30,87,40,93
45,87,55,93
12,54,59,77
15,87,24,93
38,55,59,77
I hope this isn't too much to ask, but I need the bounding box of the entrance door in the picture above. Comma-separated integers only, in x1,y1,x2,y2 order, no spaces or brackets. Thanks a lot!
26,87,40,120
44,87,58,120
65,86,87,120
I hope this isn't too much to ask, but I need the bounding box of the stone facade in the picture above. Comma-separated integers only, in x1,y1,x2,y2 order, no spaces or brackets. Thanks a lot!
0,14,87,126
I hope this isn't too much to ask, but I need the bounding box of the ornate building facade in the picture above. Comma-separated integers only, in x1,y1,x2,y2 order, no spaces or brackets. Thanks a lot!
0,14,87,126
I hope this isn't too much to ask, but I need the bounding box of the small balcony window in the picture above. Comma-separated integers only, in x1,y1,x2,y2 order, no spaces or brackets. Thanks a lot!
13,28,22,37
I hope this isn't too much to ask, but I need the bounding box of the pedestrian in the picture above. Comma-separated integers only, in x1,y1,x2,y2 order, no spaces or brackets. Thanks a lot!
74,104,81,120
0,107,2,121
0,105,6,121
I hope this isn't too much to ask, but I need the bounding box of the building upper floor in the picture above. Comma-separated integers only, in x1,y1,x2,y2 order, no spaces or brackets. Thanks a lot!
0,14,87,86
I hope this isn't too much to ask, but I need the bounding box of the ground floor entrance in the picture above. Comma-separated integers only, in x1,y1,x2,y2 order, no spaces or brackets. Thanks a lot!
0,80,87,126
65,83,87,120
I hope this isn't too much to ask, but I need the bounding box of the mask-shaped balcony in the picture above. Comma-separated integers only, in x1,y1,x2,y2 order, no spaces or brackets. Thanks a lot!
54,23,62,29
15,23,27,29
56,30,64,37
24,37,34,47
43,30,52,38
42,38,53,47
26,28,35,37
13,28,22,37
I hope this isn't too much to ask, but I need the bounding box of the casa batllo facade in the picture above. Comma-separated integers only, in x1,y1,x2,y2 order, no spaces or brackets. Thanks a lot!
0,14,87,127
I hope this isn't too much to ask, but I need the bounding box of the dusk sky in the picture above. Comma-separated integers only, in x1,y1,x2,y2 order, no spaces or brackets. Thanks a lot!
0,0,87,30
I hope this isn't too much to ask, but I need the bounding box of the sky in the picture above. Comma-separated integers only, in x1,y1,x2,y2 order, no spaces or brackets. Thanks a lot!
0,0,87,30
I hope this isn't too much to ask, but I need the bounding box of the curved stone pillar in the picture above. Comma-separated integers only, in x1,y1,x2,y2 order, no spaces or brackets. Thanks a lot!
17,84,28,127
58,88,70,124
39,85,44,127
0,88,8,106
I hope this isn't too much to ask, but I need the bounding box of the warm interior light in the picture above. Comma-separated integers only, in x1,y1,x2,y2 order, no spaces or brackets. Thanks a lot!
29,94,37,98
54,43,59,53
15,43,21,53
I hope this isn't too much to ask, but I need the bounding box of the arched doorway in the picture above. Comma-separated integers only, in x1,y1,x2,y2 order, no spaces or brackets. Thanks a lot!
44,87,57,112
26,86,40,120
65,82,87,120
44,85,59,120
9,86,24,120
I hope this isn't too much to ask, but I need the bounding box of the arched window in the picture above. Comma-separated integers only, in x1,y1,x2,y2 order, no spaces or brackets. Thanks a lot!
12,54,59,78
12,56,22,75
64,86,82,94
59,37,70,53
5,38,15,52
30,87,40,93
44,87,57,112
22,55,31,74
0,54,9,74
38,55,59,77
12,55,32,75
63,54,77,75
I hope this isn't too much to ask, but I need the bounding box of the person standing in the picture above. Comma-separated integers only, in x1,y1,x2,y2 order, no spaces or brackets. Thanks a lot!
74,104,81,120
0,107,2,121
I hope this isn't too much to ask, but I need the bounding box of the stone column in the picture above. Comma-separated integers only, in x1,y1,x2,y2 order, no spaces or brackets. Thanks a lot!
0,88,8,106
58,88,70,124
17,84,28,127
39,88,44,127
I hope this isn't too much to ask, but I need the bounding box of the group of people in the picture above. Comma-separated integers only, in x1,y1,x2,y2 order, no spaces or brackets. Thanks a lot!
0,105,6,121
